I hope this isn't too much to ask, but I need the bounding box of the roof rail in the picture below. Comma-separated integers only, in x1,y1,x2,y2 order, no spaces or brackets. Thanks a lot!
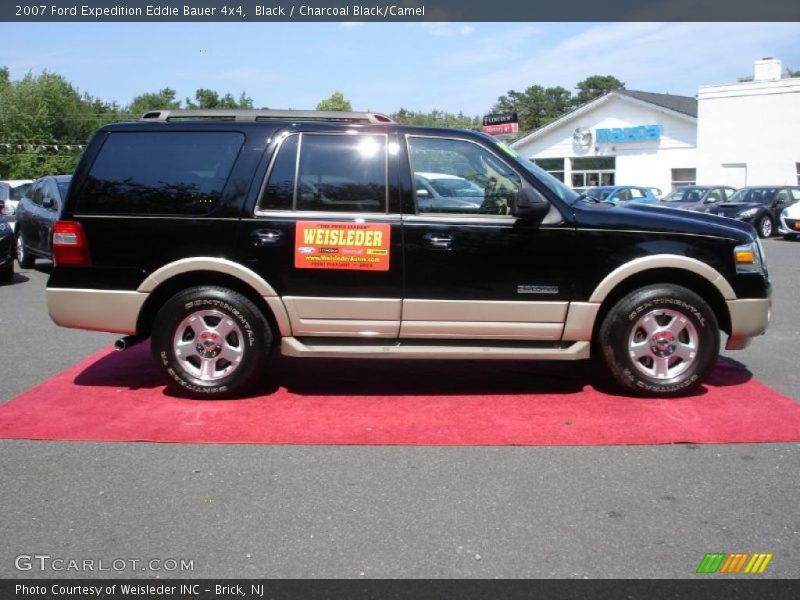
139,109,394,124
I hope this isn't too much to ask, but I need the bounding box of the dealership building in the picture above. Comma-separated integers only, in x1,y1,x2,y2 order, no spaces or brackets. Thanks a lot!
511,58,800,193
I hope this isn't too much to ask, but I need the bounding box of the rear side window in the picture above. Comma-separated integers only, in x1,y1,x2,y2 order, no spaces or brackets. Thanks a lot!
257,133,388,214
77,131,244,215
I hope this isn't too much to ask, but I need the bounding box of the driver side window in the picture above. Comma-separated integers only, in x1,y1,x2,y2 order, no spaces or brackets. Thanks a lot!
407,136,520,216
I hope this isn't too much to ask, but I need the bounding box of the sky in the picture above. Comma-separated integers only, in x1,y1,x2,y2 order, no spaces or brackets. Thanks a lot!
2,21,800,115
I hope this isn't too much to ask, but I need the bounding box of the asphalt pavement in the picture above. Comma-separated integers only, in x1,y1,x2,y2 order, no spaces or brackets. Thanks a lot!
0,240,798,578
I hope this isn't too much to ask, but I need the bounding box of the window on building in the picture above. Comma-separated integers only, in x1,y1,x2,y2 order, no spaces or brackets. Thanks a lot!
571,157,615,187
533,158,565,182
671,168,696,191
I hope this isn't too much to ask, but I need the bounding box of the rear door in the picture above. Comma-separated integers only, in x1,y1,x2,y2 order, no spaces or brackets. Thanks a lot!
240,129,404,338
399,133,575,341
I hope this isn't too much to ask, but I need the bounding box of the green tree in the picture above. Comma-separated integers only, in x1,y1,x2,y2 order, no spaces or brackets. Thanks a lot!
574,75,625,106
0,69,118,178
316,91,352,112
185,88,253,109
127,87,181,115
391,108,481,129
492,85,572,132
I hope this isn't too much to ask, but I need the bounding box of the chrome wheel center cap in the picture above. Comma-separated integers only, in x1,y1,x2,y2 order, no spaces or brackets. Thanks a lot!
650,332,676,357
196,331,223,358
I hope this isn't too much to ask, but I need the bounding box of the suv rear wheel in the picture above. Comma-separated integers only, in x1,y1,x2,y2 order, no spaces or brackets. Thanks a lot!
597,284,719,397
151,286,273,399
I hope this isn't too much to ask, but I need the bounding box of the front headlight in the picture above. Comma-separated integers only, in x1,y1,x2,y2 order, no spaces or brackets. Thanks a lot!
738,208,758,218
734,242,765,274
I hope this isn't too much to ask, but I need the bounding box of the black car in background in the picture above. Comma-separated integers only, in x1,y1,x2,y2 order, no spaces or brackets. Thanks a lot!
15,175,71,267
0,216,14,283
706,186,800,238
658,185,737,213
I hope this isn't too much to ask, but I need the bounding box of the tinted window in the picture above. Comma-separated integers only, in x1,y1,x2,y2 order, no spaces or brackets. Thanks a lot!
260,134,298,211
78,131,244,215
30,183,44,206
296,134,387,213
11,183,31,200
728,188,777,204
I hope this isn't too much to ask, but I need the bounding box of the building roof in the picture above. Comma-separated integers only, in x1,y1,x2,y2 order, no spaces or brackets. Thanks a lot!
511,89,697,150
616,90,697,118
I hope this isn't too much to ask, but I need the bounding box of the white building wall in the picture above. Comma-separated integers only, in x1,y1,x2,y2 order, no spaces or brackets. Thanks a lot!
513,94,697,194
697,78,800,186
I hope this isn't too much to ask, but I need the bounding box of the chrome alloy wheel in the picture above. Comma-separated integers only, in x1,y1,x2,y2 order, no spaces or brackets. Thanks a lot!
172,309,244,381
628,308,699,380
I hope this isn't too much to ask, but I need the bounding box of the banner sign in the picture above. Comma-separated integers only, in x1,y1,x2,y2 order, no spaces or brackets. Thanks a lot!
596,124,661,144
295,221,391,271
482,113,519,136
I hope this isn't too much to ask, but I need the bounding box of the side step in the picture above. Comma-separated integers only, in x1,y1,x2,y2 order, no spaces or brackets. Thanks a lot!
281,337,590,361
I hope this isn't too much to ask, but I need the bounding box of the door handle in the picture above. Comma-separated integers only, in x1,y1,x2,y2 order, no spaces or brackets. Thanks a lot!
423,232,454,250
251,229,285,247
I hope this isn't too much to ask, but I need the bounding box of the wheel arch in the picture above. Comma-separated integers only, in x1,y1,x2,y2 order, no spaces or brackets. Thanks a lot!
135,260,291,340
591,266,733,343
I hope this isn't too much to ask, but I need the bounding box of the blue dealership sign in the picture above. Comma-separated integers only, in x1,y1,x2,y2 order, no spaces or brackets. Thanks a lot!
596,125,661,144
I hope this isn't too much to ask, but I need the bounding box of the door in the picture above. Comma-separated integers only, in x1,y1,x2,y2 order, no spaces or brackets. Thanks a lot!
400,134,575,341
18,181,43,253
241,130,404,338
38,180,60,256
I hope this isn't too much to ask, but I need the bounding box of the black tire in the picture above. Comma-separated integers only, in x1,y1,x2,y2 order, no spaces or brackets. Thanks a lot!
0,262,13,285
757,215,773,238
151,286,273,399
597,284,719,397
16,232,34,268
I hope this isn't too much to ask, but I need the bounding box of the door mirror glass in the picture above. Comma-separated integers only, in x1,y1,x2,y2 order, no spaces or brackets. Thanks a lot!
42,197,55,209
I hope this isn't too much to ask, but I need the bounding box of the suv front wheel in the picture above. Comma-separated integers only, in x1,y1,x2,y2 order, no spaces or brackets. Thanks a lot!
597,284,719,397
151,286,273,399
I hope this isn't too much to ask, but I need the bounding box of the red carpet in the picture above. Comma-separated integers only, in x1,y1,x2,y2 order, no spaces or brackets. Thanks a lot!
1,344,799,445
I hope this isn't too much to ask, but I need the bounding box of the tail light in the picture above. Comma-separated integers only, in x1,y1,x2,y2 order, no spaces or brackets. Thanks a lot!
53,220,91,267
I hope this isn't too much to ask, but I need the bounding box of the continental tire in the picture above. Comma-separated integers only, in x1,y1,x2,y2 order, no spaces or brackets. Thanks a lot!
151,286,273,399
598,284,719,397
16,232,34,268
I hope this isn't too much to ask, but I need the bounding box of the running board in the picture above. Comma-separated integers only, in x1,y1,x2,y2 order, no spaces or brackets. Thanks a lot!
281,337,591,360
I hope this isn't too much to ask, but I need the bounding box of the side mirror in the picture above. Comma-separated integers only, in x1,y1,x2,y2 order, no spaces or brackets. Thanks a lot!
512,185,549,220
42,197,55,209
416,188,430,198
704,197,717,204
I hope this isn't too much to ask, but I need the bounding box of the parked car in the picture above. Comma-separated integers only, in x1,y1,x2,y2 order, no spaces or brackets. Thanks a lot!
0,216,14,283
705,186,800,238
0,180,33,228
15,175,71,268
658,186,737,212
581,185,659,205
778,200,800,239
414,172,483,213
46,109,770,399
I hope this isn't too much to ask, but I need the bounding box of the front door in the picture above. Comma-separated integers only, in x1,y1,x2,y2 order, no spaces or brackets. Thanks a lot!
400,134,575,341
240,130,404,338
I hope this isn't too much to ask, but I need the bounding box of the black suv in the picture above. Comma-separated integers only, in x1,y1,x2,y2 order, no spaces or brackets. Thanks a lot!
47,109,771,398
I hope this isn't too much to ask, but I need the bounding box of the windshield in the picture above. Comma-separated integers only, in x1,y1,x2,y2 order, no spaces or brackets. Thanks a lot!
428,178,483,197
11,183,31,200
662,188,704,202
727,188,777,204
584,187,614,201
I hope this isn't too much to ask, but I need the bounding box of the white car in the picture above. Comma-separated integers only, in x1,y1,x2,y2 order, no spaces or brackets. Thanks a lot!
778,200,800,239
0,180,33,231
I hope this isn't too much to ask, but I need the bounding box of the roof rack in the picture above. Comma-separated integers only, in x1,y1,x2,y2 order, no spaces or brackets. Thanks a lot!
139,109,394,124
